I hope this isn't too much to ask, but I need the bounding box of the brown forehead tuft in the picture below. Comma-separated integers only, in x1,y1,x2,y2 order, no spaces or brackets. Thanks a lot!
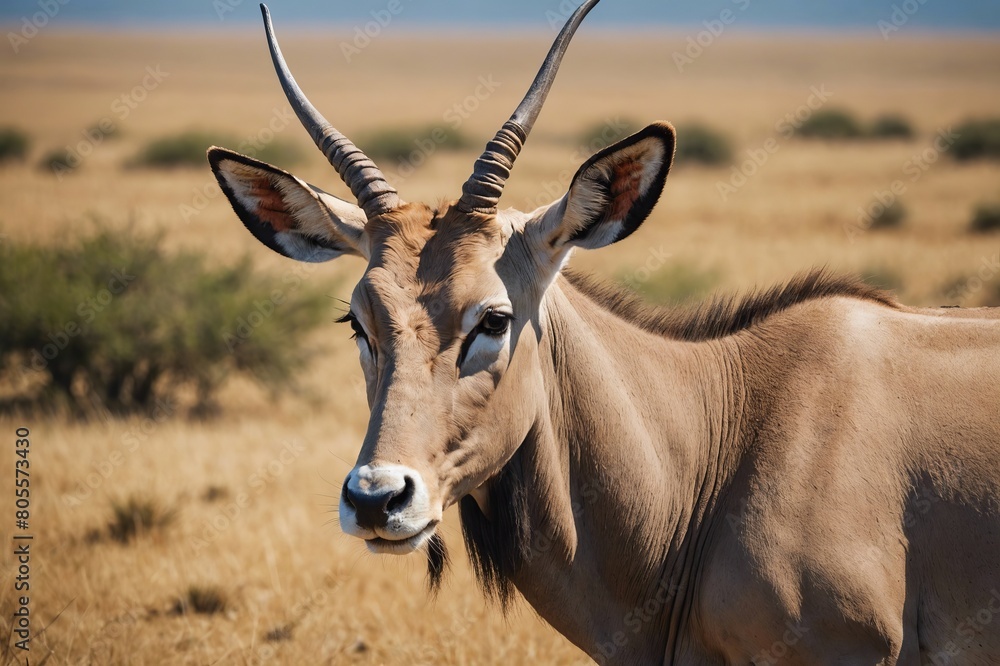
367,201,501,274
365,202,436,249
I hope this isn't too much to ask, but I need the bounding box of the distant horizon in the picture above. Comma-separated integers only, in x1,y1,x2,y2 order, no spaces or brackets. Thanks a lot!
2,0,999,33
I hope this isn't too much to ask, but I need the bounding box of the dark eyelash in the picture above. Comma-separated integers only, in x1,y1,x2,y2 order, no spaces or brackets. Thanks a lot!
336,312,368,340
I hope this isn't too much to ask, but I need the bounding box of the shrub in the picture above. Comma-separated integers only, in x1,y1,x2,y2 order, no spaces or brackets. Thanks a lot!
86,120,121,141
861,268,904,294
108,496,174,543
577,118,641,153
172,586,228,615
0,127,30,163
130,130,305,168
622,262,720,306
951,119,1000,161
360,125,473,166
673,123,732,167
796,109,864,140
265,625,294,642
0,224,334,416
970,203,1000,233
867,200,907,230
38,148,77,175
869,114,914,140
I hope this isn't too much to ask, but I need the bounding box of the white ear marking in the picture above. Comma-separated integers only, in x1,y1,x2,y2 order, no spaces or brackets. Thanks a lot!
524,123,676,257
208,147,369,262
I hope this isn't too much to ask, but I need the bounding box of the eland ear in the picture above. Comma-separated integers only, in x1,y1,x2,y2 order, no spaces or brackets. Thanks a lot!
533,122,675,253
208,147,369,262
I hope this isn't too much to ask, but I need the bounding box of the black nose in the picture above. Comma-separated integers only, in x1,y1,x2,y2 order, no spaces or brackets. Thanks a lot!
342,474,415,529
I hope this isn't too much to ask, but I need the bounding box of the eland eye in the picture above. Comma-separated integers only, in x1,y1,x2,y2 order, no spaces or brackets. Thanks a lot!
349,319,368,342
479,309,511,336
337,312,368,341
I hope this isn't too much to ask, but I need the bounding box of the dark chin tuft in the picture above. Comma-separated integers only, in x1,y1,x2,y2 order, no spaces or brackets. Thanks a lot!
426,532,449,593
458,450,531,611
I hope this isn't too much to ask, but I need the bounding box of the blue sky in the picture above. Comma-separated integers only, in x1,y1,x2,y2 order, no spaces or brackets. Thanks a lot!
1,0,998,31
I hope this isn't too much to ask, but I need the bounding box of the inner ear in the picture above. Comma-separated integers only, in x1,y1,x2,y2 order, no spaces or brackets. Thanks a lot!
209,147,369,262
559,122,676,250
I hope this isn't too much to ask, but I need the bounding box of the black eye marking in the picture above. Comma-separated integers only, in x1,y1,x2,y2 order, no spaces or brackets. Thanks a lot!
458,308,513,367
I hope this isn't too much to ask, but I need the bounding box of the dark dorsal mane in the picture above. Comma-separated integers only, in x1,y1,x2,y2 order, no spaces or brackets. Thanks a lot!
563,267,897,342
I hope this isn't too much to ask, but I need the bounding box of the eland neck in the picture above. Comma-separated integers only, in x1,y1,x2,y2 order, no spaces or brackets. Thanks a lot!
462,272,746,663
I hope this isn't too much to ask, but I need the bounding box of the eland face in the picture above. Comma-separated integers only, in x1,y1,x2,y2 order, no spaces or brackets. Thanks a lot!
209,1,672,560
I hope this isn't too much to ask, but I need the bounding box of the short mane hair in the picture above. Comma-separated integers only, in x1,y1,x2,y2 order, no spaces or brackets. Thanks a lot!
563,267,897,341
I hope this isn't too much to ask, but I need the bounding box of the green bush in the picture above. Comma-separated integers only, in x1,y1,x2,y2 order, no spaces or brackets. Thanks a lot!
868,200,907,230
0,224,333,416
130,130,305,168
952,119,1000,161
86,119,121,141
360,125,473,165
796,109,864,140
868,114,914,140
673,123,732,167
0,127,30,163
861,267,904,293
38,148,77,175
577,118,641,152
970,202,1000,233
622,262,720,305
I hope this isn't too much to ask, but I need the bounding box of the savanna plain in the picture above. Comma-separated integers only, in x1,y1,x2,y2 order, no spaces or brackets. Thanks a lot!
1,22,999,665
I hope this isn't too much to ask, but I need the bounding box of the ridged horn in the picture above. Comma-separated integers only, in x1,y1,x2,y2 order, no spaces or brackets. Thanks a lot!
260,4,400,219
457,0,601,214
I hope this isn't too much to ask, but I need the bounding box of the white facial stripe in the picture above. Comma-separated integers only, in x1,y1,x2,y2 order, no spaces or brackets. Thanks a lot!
274,232,342,262
356,336,375,364
464,328,509,367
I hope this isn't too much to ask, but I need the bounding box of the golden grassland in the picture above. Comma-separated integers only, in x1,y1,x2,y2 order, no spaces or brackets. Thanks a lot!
1,26,999,665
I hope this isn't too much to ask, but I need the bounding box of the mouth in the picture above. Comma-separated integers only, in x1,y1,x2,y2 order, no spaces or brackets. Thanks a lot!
365,521,438,555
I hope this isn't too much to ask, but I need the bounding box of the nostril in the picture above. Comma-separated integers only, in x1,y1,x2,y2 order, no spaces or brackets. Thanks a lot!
386,475,415,513
341,479,355,510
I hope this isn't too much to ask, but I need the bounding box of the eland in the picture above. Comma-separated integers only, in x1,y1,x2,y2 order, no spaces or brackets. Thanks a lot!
208,3,1000,663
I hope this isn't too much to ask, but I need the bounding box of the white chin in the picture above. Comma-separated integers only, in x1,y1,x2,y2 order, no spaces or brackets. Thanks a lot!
365,523,437,555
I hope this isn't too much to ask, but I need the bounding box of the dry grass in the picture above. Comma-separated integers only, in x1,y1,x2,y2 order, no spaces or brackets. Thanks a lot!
1,26,999,665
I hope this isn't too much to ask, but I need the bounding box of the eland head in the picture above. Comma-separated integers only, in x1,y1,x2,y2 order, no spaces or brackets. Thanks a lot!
208,1,673,573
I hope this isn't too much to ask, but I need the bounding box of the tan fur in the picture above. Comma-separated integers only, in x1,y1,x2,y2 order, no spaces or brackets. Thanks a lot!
333,199,1000,664
211,106,999,666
